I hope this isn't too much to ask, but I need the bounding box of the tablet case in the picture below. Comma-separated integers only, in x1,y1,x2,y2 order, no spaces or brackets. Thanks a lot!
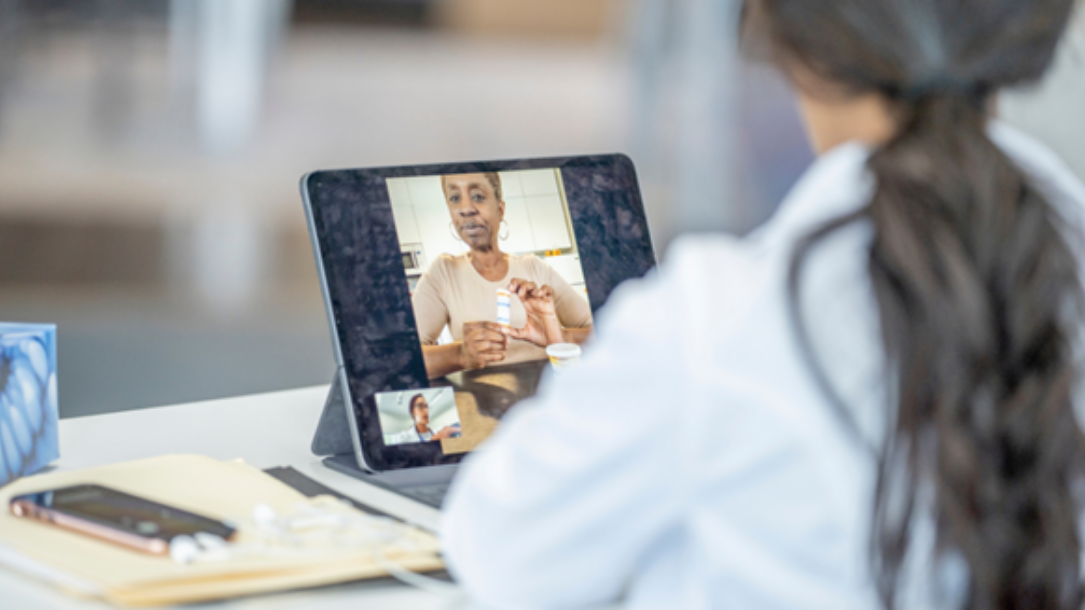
310,368,354,458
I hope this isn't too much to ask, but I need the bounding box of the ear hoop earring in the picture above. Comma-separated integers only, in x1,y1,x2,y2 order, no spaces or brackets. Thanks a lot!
499,220,510,241
449,221,463,242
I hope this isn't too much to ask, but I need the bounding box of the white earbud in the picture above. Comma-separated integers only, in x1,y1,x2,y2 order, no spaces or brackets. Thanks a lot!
169,535,199,565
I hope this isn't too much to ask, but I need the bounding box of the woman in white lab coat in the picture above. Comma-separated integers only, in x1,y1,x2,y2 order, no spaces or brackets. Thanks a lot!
441,0,1085,608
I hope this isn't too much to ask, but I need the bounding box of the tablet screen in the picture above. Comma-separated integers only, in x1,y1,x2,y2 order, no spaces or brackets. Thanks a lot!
305,155,653,470
378,169,593,455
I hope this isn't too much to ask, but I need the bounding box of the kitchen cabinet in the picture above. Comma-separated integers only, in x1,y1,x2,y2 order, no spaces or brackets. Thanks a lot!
524,194,571,251
405,175,469,265
498,169,572,254
499,196,536,253
391,204,421,244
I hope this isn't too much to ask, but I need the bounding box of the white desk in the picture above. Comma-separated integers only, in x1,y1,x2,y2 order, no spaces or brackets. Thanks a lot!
1,385,475,610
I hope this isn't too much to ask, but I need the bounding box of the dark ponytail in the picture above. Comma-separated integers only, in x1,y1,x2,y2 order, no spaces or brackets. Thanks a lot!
749,0,1085,607
867,91,1085,608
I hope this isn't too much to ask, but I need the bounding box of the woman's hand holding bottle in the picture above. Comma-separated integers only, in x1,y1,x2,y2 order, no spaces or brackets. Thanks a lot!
505,278,563,347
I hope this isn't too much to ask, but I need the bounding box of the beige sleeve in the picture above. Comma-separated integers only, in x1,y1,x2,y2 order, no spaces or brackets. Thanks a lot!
412,259,450,345
539,260,593,329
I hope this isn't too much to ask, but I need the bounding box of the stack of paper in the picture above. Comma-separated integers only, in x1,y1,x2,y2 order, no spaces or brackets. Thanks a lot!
0,454,444,606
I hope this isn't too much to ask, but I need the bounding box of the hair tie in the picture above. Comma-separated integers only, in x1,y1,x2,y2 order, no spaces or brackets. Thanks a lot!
881,76,989,103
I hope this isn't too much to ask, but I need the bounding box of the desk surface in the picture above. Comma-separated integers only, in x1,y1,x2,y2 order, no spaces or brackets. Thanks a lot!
0,385,472,610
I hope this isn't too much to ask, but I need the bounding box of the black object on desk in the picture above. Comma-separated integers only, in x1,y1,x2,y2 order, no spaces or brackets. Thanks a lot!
262,465,402,521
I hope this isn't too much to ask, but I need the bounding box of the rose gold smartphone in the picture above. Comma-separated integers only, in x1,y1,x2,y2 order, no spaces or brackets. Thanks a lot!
9,484,236,555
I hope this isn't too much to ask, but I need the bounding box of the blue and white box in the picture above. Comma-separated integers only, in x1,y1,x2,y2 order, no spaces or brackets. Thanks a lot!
0,323,59,486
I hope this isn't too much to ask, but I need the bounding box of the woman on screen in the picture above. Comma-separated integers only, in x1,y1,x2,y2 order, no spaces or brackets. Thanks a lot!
442,0,1085,607
412,172,593,379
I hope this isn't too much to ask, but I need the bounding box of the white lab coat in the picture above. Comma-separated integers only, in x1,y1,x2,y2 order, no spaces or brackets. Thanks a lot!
384,427,433,445
440,123,1085,610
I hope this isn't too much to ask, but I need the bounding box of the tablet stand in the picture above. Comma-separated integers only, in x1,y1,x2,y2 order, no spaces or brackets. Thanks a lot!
310,368,356,457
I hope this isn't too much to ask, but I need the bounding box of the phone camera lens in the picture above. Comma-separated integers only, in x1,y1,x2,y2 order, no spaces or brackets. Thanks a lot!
136,521,160,535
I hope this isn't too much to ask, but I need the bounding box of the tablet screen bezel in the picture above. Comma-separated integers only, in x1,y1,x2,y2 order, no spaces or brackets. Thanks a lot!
303,154,655,472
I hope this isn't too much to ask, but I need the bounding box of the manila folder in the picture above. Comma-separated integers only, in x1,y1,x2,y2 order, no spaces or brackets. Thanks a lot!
0,454,443,606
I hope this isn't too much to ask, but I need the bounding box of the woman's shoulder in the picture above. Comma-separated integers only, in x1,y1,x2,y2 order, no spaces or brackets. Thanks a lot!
510,252,544,265
433,252,470,266
509,253,552,277
424,253,469,277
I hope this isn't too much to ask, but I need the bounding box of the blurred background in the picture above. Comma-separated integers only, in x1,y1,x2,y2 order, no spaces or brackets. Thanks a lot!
0,0,1081,418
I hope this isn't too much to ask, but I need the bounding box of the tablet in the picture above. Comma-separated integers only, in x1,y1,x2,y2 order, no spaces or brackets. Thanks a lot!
302,155,655,472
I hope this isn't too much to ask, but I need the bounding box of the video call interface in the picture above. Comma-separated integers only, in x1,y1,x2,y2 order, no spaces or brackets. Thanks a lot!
376,169,593,455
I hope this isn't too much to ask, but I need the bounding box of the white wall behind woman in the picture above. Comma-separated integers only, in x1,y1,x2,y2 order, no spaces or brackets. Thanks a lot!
1002,7,1085,184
